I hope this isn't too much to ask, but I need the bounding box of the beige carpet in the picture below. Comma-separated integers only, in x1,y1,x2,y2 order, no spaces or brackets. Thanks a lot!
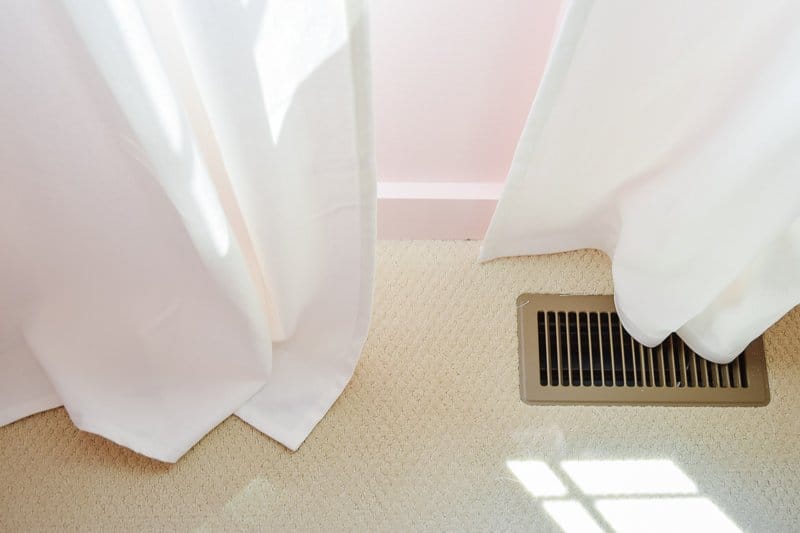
1,241,798,532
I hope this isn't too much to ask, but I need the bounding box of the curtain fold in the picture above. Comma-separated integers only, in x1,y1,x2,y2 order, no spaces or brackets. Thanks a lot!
0,0,374,462
481,0,800,363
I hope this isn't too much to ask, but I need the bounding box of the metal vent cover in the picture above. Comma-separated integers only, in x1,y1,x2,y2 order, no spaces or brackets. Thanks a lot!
517,294,770,406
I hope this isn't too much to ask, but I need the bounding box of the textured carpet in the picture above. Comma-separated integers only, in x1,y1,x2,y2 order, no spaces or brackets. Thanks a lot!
1,241,798,532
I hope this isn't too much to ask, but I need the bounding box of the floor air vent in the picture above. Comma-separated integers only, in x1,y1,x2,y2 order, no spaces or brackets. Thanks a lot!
517,294,769,406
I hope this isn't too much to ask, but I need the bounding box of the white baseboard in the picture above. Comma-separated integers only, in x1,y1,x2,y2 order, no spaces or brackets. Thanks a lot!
377,181,503,240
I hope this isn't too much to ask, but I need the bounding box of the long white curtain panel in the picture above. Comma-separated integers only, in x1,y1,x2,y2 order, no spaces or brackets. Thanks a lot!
482,0,800,363
0,0,375,462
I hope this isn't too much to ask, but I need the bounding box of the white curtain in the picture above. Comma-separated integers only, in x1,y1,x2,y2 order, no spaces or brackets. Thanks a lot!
0,0,374,462
482,0,800,363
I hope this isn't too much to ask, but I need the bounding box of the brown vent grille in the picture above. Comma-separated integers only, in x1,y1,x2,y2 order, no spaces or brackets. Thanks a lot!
517,294,769,406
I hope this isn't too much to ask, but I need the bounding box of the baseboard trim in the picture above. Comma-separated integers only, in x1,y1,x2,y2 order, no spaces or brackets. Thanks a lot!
377,181,502,240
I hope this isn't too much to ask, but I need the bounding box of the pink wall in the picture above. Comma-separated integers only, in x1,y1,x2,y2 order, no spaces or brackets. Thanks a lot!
371,0,564,238
372,0,564,185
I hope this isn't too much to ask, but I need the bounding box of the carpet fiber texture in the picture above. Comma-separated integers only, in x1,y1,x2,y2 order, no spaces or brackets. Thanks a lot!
1,241,799,531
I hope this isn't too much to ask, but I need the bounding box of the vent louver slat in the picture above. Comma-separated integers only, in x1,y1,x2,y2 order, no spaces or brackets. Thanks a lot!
518,295,770,406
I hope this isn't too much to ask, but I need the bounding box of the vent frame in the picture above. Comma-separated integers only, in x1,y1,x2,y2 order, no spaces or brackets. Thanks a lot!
517,294,770,406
